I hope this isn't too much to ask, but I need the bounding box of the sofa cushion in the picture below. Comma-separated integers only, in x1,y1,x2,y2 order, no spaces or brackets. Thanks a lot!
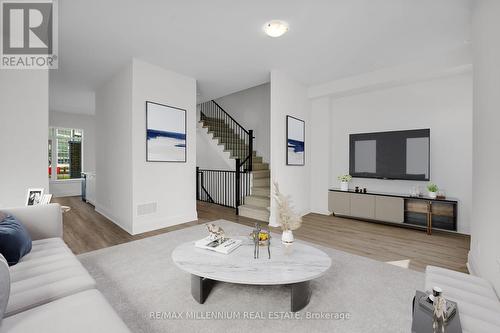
0,289,130,333
425,265,500,333
0,215,32,266
5,238,96,317
0,254,10,326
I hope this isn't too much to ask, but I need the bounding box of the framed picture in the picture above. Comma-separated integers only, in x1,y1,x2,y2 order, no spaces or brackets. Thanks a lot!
26,188,44,206
41,194,53,205
146,101,187,162
286,115,305,166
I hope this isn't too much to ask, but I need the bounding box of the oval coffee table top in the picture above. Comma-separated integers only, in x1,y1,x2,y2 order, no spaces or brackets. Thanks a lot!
172,236,331,285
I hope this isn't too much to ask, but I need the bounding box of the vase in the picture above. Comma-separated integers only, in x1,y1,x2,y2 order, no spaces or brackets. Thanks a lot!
429,191,437,199
340,181,349,191
281,230,294,245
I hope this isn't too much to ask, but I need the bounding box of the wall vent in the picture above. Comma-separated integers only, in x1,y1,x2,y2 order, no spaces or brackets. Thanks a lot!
137,202,157,216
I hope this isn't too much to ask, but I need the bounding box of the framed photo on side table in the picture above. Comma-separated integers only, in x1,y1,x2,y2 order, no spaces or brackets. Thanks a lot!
26,188,44,206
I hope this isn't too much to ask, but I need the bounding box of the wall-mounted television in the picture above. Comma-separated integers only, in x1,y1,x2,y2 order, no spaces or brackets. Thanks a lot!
349,129,430,181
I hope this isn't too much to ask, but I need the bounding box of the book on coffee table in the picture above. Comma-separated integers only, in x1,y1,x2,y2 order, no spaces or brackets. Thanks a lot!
194,236,242,254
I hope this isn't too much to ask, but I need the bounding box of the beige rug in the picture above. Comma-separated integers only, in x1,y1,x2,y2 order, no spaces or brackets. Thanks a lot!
78,220,424,333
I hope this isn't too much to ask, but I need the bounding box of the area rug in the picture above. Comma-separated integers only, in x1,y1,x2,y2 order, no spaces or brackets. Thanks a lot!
78,220,424,333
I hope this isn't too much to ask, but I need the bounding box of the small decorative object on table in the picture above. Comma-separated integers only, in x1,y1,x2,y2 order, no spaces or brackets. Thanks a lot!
427,183,439,199
250,224,271,259
355,186,359,193
41,194,53,205
337,174,352,191
432,287,447,333
206,223,226,244
272,182,302,246
412,290,460,333
410,185,423,197
363,188,367,193
436,190,446,200
195,224,241,254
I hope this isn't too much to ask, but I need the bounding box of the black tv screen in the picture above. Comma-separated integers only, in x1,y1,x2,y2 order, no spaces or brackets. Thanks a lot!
349,129,430,181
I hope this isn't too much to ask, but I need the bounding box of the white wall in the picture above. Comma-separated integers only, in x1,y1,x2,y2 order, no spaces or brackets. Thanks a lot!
131,59,197,234
95,64,134,233
312,74,472,234
309,97,331,215
0,70,49,207
95,60,197,235
269,70,310,226
215,83,270,163
48,179,82,198
48,111,96,197
469,0,500,292
196,123,235,170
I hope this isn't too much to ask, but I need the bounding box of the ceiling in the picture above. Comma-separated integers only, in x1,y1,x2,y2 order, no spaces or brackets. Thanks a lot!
50,0,472,115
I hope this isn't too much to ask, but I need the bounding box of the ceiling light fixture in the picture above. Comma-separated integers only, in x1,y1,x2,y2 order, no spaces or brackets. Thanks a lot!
263,20,289,37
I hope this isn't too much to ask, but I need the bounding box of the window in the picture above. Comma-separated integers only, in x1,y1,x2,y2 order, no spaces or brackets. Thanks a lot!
48,139,52,179
48,127,83,180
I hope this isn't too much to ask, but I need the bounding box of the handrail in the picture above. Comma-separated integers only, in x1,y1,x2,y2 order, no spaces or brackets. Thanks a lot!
198,168,244,173
210,100,250,135
199,100,254,172
196,161,251,213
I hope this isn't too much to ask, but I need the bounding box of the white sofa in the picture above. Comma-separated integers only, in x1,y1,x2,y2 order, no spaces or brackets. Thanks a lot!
0,204,130,333
425,265,500,333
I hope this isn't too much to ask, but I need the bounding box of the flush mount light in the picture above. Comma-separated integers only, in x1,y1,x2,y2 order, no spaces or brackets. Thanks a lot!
263,20,289,37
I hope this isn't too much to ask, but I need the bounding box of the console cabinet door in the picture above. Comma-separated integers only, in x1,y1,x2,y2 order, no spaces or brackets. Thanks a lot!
375,196,404,223
328,192,350,216
349,194,375,219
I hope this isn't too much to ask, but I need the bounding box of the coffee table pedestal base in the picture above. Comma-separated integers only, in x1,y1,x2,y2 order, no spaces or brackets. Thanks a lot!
191,275,216,304
191,274,311,312
291,281,311,312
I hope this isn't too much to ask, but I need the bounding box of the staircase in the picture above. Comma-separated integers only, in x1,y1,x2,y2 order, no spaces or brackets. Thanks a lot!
239,168,270,222
199,101,270,223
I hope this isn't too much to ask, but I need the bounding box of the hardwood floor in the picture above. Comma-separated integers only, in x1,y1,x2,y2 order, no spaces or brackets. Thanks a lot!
54,197,470,273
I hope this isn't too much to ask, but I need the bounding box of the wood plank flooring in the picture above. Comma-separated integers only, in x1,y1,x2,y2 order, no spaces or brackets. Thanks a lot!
54,197,470,273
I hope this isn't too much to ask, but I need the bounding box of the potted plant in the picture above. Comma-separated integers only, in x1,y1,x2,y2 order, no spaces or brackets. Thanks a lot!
272,182,302,245
427,183,439,199
337,174,352,191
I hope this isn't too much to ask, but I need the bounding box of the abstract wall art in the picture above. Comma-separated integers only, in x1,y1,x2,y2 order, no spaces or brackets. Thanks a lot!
286,115,305,166
146,101,186,162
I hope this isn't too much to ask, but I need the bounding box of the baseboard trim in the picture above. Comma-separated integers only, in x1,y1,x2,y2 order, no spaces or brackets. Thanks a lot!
132,211,199,235
95,204,133,235
308,209,332,216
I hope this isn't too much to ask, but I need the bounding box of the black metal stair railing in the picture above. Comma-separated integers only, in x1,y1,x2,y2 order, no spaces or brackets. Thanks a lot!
199,100,254,172
196,162,251,213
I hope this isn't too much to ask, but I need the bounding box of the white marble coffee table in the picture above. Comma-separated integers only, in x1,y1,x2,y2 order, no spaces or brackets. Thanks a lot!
172,236,331,311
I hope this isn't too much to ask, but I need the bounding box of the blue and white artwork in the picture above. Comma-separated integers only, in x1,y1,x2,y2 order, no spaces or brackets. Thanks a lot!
146,101,186,162
286,116,305,165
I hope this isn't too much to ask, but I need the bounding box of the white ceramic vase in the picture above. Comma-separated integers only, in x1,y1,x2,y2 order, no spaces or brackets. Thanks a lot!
428,191,437,199
281,230,294,245
340,181,349,191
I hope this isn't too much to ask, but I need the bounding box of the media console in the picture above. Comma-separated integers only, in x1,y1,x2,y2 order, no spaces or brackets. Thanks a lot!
328,189,458,234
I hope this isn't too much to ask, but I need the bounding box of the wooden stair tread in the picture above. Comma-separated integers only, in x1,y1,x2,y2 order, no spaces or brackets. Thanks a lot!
239,204,270,212
246,194,270,200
